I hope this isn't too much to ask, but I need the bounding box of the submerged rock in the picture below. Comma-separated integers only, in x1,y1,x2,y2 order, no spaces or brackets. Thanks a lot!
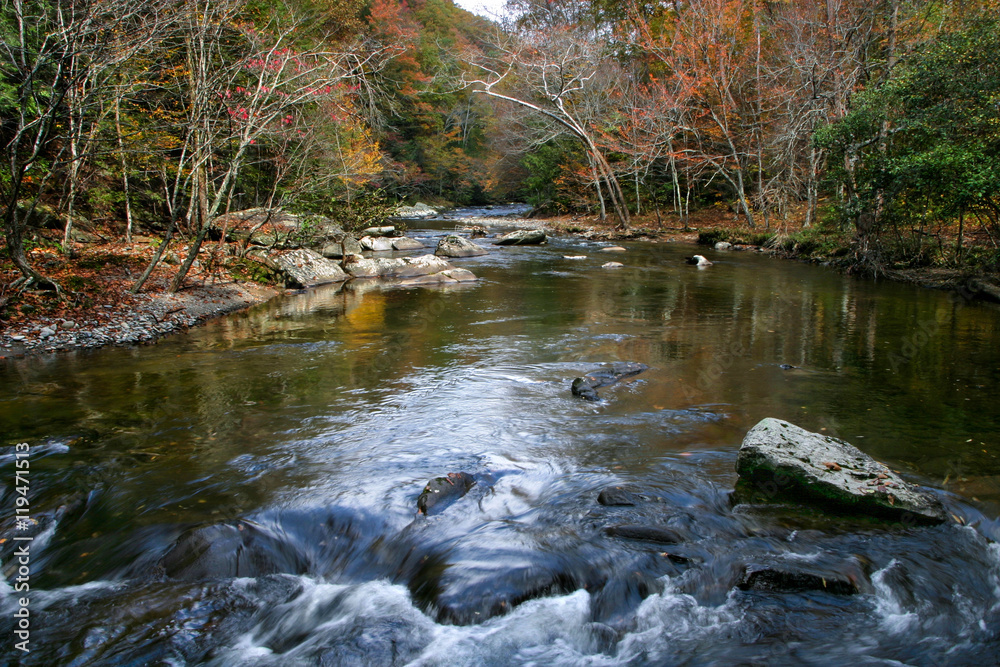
736,418,948,525
493,229,547,246
605,525,684,545
571,362,649,401
737,567,859,595
161,521,307,579
597,486,647,506
417,472,476,515
435,234,488,258
407,556,587,625
399,269,477,286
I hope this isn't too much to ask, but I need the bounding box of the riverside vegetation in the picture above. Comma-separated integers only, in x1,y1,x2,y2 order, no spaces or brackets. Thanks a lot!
3,0,1000,341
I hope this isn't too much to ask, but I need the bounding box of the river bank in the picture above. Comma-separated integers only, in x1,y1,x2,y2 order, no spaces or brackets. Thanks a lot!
0,241,280,358
542,210,1000,305
4,207,1000,358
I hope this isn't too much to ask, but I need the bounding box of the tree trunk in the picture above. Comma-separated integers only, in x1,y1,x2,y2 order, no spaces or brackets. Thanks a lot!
956,209,964,266
4,207,55,289
115,94,135,243
131,217,177,293
169,165,211,293
593,162,607,221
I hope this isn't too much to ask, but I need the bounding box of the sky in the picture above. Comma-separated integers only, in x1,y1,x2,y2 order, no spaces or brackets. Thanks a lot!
453,0,511,19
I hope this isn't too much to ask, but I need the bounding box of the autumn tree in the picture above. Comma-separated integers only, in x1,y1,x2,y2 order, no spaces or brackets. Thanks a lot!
131,0,393,293
0,0,159,287
467,24,631,227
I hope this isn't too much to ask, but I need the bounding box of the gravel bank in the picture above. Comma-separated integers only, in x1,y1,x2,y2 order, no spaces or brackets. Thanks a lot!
1,281,278,358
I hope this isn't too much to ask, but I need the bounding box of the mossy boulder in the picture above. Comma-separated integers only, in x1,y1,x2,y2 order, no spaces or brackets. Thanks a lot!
736,418,948,525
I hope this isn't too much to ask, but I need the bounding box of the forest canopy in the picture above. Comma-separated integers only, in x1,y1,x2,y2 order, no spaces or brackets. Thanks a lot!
2,0,999,288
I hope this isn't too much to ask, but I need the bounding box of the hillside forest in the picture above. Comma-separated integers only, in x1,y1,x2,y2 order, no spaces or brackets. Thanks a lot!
2,0,999,295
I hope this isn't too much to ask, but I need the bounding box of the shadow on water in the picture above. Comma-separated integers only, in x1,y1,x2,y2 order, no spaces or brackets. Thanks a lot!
1,228,999,664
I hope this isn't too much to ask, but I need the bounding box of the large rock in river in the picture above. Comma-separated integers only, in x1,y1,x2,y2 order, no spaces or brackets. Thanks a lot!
396,202,438,218
269,248,349,287
436,234,488,258
320,235,363,259
493,229,547,246
736,418,948,525
342,253,452,279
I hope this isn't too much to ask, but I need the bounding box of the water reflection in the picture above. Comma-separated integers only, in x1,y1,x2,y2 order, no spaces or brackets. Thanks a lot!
1,231,999,664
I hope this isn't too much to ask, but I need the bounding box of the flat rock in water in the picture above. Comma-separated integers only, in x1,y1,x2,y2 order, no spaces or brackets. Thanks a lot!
601,246,627,253
417,472,476,515
436,234,488,258
270,248,349,287
493,229,547,246
571,361,649,400
399,268,477,286
602,262,623,269
392,237,425,251
736,418,948,525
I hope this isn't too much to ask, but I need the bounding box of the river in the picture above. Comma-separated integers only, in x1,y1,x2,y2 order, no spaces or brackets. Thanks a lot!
1,218,999,665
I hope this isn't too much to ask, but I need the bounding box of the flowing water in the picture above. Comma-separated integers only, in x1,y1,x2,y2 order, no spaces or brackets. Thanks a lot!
2,219,1000,665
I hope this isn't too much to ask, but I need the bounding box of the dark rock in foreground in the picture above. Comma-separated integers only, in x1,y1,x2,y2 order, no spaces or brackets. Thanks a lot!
571,362,649,400
417,472,476,515
493,229,547,246
407,555,588,625
597,486,648,506
161,522,307,579
738,567,859,595
605,524,684,545
736,418,948,525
